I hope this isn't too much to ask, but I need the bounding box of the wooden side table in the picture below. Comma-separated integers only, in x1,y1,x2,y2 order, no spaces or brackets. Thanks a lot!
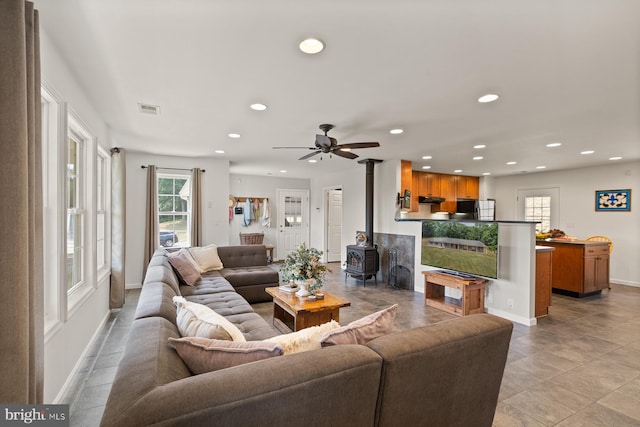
423,271,487,316
265,287,350,333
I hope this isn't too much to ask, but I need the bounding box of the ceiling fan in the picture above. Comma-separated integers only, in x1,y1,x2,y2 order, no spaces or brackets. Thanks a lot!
273,124,380,160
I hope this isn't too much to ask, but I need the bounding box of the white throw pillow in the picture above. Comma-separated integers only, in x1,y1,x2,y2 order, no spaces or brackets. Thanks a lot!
188,244,224,273
264,320,341,355
173,296,246,342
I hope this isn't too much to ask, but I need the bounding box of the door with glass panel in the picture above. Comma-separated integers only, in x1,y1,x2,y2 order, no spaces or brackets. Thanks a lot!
277,189,309,260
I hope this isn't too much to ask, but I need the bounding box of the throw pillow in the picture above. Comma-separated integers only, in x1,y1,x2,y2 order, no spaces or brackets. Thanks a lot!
173,296,246,342
320,304,398,346
169,336,284,374
264,320,341,355
167,250,201,286
188,244,224,273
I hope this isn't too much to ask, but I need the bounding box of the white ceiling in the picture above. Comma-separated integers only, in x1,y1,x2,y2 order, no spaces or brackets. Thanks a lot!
35,0,640,179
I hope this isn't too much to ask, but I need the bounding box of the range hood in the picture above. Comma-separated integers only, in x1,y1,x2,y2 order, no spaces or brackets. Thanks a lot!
418,196,446,204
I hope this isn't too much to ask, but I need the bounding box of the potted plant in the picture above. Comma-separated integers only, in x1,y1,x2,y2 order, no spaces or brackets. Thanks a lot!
280,243,328,297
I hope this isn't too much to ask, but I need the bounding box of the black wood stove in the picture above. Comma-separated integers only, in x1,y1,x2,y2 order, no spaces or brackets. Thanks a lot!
345,159,382,286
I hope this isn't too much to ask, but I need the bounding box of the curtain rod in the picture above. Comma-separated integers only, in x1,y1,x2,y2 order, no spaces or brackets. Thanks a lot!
140,165,206,172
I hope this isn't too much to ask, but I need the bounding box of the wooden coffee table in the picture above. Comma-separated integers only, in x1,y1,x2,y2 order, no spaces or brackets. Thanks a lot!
265,287,351,333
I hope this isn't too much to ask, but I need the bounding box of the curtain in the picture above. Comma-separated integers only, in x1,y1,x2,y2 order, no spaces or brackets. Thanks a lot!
110,148,126,308
0,1,44,403
190,167,203,247
142,165,158,279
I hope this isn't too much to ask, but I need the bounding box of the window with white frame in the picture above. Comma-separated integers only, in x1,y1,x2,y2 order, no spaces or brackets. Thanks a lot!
525,196,551,233
66,128,85,290
96,147,110,275
157,173,191,248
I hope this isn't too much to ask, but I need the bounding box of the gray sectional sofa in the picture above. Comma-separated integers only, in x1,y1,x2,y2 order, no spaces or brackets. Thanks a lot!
101,245,513,427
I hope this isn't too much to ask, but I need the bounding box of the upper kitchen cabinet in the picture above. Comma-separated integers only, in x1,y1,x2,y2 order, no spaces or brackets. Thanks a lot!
418,172,441,197
456,175,479,199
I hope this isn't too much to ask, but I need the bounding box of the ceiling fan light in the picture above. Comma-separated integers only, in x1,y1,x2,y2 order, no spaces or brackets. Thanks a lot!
340,148,352,152
299,38,324,54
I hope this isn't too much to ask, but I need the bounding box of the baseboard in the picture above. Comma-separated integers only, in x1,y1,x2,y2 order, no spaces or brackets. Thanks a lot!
485,307,537,327
52,309,111,404
611,280,639,288
126,282,142,290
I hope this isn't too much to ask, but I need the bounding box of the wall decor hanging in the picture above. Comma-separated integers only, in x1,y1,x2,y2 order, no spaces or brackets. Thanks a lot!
595,189,631,211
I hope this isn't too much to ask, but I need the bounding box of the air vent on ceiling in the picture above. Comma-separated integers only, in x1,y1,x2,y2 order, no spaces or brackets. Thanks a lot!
137,103,160,115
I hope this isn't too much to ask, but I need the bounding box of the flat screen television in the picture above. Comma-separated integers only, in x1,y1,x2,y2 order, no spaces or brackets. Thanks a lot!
421,220,499,279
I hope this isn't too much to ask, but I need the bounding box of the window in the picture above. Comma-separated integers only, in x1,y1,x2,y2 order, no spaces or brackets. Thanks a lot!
96,147,110,275
66,128,85,290
158,174,191,248
525,196,551,233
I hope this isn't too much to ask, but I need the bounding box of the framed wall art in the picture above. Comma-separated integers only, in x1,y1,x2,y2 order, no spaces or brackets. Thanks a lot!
595,189,631,211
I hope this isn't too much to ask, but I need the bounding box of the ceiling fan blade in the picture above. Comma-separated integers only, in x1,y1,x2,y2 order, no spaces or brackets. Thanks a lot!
299,150,321,160
336,142,380,149
315,134,332,148
332,149,359,160
272,146,315,149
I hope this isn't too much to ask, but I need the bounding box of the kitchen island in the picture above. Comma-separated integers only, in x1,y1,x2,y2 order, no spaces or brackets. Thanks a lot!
536,239,610,297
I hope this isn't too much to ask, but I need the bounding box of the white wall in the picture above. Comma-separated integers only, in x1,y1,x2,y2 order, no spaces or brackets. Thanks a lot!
124,152,230,286
40,30,112,402
492,161,640,286
229,174,309,255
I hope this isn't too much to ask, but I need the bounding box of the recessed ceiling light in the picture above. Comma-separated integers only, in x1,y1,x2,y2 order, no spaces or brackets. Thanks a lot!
250,103,267,111
137,103,160,115
478,94,499,103
473,156,483,160
215,150,225,154
546,142,562,147
536,166,546,169
228,133,240,138
422,166,431,170
390,128,403,135
506,161,517,165
299,38,324,54
422,155,432,160
609,156,623,160
482,172,491,176
454,169,463,173
308,159,317,163
474,144,486,149
280,170,287,173
581,150,595,155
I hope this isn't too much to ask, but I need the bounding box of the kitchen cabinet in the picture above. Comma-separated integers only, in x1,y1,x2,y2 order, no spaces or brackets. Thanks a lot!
456,176,479,199
536,240,610,296
439,174,457,213
418,172,441,197
535,246,554,317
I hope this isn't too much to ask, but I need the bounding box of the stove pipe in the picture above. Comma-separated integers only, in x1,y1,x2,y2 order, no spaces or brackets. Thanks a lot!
358,158,382,247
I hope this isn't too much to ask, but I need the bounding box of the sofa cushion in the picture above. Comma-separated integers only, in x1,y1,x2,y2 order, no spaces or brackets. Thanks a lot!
220,266,279,288
265,320,341,355
144,263,181,296
167,250,201,286
189,244,224,272
135,282,179,323
179,272,235,297
320,304,398,346
174,296,245,342
217,245,268,268
168,336,284,374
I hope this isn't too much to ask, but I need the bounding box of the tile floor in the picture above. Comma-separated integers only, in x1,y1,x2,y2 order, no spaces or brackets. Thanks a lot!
63,264,640,426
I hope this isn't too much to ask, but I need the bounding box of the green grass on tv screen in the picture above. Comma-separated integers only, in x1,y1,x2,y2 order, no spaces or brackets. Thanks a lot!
421,245,497,278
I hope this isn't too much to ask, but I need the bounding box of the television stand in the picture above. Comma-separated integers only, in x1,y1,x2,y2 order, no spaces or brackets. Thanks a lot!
422,271,487,316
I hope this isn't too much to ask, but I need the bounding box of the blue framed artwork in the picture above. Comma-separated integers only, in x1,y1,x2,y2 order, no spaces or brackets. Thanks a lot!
595,189,631,211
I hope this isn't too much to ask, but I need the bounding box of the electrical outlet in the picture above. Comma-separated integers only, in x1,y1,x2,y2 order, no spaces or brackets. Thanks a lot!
507,298,514,309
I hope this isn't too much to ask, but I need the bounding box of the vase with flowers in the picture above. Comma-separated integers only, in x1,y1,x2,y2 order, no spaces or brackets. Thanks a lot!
280,243,328,297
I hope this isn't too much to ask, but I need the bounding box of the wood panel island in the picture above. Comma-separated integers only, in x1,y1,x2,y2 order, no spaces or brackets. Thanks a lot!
536,239,610,297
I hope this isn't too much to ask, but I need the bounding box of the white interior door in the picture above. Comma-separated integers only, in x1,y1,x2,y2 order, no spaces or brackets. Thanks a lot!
276,189,309,260
325,188,342,262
